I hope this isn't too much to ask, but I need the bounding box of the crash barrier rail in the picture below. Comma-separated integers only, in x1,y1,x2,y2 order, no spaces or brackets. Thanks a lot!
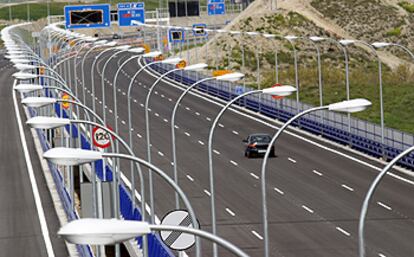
149,62,414,169
24,87,174,257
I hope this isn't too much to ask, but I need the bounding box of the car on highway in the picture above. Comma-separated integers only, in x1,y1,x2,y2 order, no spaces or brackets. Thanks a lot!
243,133,275,158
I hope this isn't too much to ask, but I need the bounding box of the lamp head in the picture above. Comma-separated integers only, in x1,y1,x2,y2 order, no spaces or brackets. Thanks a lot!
216,72,245,82
22,97,56,108
328,98,372,113
143,51,162,58
339,39,355,46
26,116,70,129
161,57,183,65
129,47,145,54
43,147,102,166
58,219,151,245
262,85,297,96
13,72,38,80
372,42,392,49
309,36,325,42
14,83,43,93
183,63,208,71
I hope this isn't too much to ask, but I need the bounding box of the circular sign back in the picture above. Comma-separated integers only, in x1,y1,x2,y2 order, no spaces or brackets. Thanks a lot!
160,210,199,251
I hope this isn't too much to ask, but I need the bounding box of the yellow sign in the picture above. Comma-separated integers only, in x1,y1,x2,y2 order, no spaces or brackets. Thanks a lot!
176,60,187,69
153,55,164,61
62,93,71,110
69,40,76,47
162,37,168,47
39,66,45,75
142,43,151,53
212,70,232,77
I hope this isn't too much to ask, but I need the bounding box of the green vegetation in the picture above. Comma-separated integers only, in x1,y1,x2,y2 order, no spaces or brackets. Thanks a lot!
0,0,159,21
398,1,414,13
386,27,402,37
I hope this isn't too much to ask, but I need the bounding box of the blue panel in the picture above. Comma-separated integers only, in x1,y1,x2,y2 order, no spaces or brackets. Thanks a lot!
208,0,225,3
168,29,185,43
192,23,208,37
118,2,145,27
64,4,111,29
118,2,145,9
208,3,226,16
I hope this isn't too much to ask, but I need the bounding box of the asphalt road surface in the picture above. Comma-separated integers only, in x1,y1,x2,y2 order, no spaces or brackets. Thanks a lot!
0,55,68,257
61,50,414,257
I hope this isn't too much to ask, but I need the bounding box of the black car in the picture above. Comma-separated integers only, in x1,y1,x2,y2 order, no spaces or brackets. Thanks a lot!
243,133,275,158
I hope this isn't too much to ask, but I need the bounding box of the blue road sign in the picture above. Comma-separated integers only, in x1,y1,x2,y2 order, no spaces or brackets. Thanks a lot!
118,2,145,9
208,3,226,16
208,0,225,3
64,4,111,29
234,86,244,95
168,28,186,43
192,23,208,37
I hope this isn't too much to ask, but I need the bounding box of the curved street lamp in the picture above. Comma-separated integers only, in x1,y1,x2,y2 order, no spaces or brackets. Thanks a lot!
58,218,249,257
208,85,297,257
358,145,414,257
261,98,372,257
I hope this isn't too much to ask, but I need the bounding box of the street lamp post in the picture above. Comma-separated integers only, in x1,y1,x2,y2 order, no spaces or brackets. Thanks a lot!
358,145,414,257
342,40,385,158
208,85,297,257
261,98,372,257
170,72,244,209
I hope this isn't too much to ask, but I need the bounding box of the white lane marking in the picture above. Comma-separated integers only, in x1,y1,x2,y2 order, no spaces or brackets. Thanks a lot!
161,94,165,98
121,120,126,125
250,173,259,180
137,133,142,138
155,113,159,117
195,112,200,116
185,132,191,137
185,106,191,111
251,230,264,240
122,92,126,96
230,160,238,166
302,205,314,214
288,157,297,163
130,128,134,131
377,201,392,211
218,123,224,128
168,98,172,102
14,88,55,257
109,109,113,113
213,149,221,155
163,118,168,123
274,187,285,195
174,125,179,129
341,184,354,192
140,103,144,107
336,227,351,237
154,91,159,95
198,140,205,146
158,151,164,157
232,130,239,135
225,208,236,217
206,117,211,121
133,99,137,103
312,170,323,176
186,175,194,182
204,189,211,196
378,253,387,257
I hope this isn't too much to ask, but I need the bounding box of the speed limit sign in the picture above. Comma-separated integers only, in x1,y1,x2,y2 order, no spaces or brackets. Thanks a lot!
92,127,112,149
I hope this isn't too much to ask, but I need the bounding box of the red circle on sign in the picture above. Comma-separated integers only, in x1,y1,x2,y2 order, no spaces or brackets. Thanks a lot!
92,126,114,149
271,83,284,100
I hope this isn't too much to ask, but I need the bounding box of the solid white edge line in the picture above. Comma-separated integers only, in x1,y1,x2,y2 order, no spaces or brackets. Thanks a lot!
141,64,414,187
14,84,55,257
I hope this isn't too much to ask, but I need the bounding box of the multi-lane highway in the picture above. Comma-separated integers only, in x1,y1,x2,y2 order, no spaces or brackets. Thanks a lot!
0,55,68,257
58,50,414,257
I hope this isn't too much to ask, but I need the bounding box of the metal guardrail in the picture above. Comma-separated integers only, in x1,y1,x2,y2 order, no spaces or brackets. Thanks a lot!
149,62,414,170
